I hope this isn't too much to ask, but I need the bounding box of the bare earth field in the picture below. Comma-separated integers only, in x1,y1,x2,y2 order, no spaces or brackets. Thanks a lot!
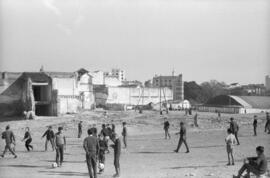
0,111,269,178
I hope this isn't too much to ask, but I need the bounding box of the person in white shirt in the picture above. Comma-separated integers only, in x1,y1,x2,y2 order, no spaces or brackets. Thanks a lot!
225,128,237,166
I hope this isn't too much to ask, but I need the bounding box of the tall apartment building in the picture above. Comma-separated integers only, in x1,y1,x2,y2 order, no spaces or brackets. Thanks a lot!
111,68,126,82
152,74,184,101
266,75,270,90
103,69,126,82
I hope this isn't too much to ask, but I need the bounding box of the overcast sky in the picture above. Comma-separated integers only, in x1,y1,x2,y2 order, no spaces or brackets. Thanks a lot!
0,0,269,84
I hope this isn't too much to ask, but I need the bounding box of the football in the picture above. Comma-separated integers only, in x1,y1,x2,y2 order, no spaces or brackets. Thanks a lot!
98,163,104,170
52,162,58,168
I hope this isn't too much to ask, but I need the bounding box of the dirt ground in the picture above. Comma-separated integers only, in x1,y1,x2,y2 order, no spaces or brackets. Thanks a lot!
0,110,269,178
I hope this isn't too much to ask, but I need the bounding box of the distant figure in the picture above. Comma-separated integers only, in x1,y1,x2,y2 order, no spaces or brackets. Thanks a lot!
229,118,240,145
163,118,171,139
265,112,270,134
98,134,107,174
188,108,192,115
174,122,190,153
84,129,99,178
253,115,258,136
23,110,35,120
54,127,66,167
22,127,33,151
78,121,83,138
233,146,268,178
122,122,127,148
218,111,221,118
1,125,17,158
42,126,55,151
225,128,237,166
194,113,199,127
112,124,116,133
110,133,121,178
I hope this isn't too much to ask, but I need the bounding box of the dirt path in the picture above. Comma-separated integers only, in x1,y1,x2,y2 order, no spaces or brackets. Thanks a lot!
0,111,269,178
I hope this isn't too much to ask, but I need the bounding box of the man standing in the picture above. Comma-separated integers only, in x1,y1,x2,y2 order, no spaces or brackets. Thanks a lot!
174,122,190,153
194,113,199,127
233,146,268,178
122,122,127,148
253,115,258,136
110,133,121,178
42,126,55,151
230,118,240,145
163,118,171,139
55,127,66,167
265,112,270,133
78,121,83,138
100,124,110,153
84,129,99,178
1,125,17,158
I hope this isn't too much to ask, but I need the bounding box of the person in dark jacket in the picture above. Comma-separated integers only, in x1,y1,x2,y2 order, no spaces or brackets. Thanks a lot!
1,125,17,158
253,115,258,136
233,146,268,178
265,112,270,133
42,126,55,151
22,127,33,151
174,122,190,153
110,133,121,178
84,129,100,178
229,118,240,145
100,124,110,153
122,122,127,148
78,121,83,138
163,118,171,139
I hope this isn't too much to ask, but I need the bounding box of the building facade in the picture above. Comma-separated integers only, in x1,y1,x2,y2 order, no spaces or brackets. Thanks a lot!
152,74,184,101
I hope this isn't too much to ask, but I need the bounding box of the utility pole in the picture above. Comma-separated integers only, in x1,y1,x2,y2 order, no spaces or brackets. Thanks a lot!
159,75,162,115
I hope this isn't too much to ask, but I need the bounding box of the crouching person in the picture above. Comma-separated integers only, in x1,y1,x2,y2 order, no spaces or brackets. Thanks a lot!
233,146,268,178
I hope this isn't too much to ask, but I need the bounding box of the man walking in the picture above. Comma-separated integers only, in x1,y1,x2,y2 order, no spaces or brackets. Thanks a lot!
78,121,83,138
174,122,190,153
42,126,55,151
84,129,99,178
55,127,66,167
163,118,171,139
230,118,240,145
1,125,17,158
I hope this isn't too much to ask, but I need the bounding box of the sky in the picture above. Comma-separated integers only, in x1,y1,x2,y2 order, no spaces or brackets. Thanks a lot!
0,0,269,85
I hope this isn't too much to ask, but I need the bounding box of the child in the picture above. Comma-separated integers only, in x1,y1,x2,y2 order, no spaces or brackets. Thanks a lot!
21,127,33,151
98,134,107,174
122,122,127,148
225,128,237,166
110,133,121,178
55,127,66,167
163,118,170,139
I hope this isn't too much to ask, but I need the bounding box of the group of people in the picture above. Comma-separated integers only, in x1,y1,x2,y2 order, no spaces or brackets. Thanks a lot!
1,112,269,178
80,121,127,178
163,113,269,178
